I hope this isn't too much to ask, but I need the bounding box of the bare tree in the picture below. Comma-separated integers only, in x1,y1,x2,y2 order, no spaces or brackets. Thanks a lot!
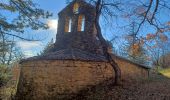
66,0,122,84
66,0,170,84
94,0,121,85
0,33,23,65
122,22,148,65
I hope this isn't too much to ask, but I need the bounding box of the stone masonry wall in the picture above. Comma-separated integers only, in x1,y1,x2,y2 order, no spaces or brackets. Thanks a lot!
114,57,149,81
51,1,103,54
16,60,114,99
16,59,149,99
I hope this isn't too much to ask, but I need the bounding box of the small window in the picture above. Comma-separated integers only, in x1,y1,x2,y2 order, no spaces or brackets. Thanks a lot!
68,19,72,32
78,15,85,31
73,3,79,14
65,17,72,32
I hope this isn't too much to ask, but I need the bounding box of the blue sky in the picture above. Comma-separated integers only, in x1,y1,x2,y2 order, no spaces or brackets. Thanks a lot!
16,1,67,57
4,0,169,58
16,0,114,57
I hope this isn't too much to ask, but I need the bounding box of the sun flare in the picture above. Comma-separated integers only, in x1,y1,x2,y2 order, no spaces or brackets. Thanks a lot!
47,19,58,30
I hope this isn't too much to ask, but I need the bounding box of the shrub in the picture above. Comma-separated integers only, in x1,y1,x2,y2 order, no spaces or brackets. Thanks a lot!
0,65,12,87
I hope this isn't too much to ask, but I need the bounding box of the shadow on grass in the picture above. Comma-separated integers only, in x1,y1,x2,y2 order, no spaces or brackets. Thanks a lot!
69,73,170,100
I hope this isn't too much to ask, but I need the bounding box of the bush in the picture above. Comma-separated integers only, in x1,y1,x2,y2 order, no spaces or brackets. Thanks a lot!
0,65,12,87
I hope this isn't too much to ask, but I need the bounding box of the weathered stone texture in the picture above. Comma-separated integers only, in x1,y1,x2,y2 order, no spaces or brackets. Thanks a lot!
49,0,103,54
16,60,114,99
114,57,149,81
16,58,149,99
15,0,150,99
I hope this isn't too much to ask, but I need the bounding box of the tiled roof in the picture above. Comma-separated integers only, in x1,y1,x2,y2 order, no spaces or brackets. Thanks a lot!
20,49,107,63
20,49,150,69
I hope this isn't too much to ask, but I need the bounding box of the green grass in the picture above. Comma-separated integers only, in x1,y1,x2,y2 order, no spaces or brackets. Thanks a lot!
159,68,170,78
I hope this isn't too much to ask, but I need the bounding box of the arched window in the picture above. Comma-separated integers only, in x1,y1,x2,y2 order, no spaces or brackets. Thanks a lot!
65,17,72,32
73,3,79,14
78,15,85,31
68,19,72,32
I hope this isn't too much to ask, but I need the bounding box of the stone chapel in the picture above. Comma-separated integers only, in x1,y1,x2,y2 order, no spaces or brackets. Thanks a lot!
16,0,150,99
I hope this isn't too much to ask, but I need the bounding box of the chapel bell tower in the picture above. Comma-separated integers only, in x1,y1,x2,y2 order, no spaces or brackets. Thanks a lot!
51,0,103,54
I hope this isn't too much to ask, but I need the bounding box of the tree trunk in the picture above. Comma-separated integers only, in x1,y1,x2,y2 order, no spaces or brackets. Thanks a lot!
95,0,121,85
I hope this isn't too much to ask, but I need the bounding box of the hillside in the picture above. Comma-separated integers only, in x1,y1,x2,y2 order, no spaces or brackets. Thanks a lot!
72,69,170,100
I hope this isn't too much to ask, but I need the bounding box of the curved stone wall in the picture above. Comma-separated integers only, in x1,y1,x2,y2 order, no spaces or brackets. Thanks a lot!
16,60,114,99
16,58,149,99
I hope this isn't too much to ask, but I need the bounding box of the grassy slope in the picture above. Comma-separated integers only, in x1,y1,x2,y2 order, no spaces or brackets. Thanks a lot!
159,68,170,78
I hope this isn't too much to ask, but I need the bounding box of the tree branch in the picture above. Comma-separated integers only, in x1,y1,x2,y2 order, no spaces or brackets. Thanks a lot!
151,0,159,23
135,0,153,35
5,32,38,41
